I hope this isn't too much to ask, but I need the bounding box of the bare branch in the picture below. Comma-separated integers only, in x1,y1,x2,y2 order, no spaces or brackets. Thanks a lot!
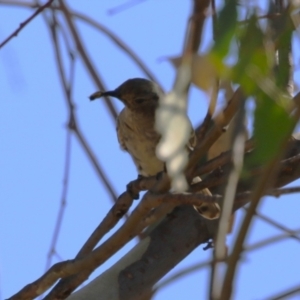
252,209,300,243
0,0,164,92
47,12,118,203
196,139,254,176
0,0,54,49
190,139,300,194
59,0,118,121
9,169,300,299
107,0,147,15
267,186,300,197
246,228,300,251
211,103,246,299
265,284,300,300
71,12,163,92
10,184,219,299
44,176,155,299
154,260,211,293
187,88,245,179
196,79,219,142
45,130,71,271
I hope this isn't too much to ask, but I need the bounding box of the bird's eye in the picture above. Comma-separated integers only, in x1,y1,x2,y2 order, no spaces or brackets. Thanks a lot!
135,98,146,104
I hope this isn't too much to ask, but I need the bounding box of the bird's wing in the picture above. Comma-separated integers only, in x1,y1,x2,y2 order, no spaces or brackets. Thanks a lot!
116,117,128,151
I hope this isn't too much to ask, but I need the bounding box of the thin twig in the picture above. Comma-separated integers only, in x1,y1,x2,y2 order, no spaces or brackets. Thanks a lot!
211,104,246,299
245,228,300,251
43,8,76,272
72,12,163,91
107,0,147,15
45,130,71,271
155,224,300,293
196,79,219,142
0,0,36,7
190,147,300,195
187,88,245,179
0,0,164,92
197,139,254,176
48,13,118,203
247,206,300,243
0,0,54,49
267,186,300,196
239,13,281,24
154,260,212,292
211,0,218,41
59,0,119,121
265,285,300,300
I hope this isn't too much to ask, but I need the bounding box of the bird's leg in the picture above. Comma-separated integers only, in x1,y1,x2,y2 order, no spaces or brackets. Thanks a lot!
126,175,145,200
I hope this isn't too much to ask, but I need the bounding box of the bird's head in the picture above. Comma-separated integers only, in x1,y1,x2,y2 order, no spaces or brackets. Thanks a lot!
89,78,163,113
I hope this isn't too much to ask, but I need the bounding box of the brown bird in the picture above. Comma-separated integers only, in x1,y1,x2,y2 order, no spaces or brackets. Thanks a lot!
89,78,220,220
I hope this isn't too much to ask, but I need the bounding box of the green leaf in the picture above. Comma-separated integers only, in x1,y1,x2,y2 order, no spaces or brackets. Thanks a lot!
232,15,269,93
211,0,238,64
251,92,294,165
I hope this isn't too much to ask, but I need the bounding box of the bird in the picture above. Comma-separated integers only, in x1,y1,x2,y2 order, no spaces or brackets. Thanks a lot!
89,78,220,220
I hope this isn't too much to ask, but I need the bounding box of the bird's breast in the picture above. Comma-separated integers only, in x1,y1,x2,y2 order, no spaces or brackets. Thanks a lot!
117,110,163,176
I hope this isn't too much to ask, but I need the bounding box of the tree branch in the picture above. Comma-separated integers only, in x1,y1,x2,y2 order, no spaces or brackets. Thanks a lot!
0,0,54,49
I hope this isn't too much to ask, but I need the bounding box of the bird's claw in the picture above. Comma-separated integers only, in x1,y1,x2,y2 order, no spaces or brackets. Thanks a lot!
126,181,140,200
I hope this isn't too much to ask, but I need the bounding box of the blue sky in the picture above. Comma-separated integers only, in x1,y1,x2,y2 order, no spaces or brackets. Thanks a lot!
1,1,300,299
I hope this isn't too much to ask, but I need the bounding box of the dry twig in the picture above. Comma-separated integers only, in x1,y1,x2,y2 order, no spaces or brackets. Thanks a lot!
0,0,54,48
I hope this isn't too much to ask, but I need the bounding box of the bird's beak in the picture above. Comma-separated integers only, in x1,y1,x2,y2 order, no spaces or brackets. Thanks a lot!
89,90,119,101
